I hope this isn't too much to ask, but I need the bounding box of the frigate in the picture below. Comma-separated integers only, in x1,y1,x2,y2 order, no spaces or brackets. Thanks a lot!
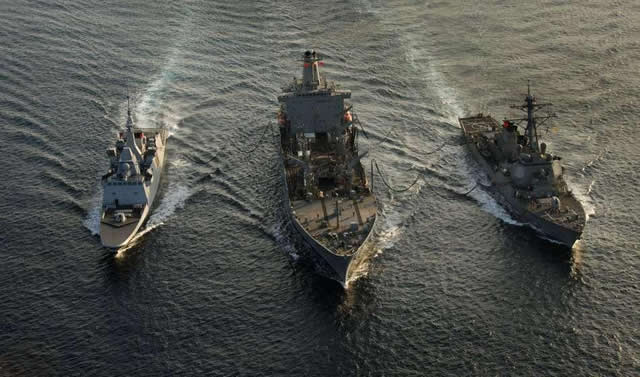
459,83,586,246
99,98,168,248
277,50,378,287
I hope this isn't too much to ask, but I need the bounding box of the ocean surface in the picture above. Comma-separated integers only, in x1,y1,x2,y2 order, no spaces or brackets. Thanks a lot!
1,0,639,375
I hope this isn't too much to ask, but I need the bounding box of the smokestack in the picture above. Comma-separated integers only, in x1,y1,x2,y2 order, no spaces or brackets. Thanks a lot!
302,50,321,90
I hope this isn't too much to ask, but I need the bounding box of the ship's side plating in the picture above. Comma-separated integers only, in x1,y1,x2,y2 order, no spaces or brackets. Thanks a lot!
277,51,378,287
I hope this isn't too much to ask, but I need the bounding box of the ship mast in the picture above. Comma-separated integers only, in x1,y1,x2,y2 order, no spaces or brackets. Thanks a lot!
126,88,133,131
525,82,536,150
509,80,553,153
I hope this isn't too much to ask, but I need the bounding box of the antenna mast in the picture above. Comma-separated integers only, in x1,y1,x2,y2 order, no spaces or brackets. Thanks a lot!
126,86,133,131
509,80,553,153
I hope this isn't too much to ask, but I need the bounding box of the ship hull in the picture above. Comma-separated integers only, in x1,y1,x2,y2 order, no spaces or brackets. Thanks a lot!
100,130,168,249
277,148,377,288
482,184,580,246
462,133,581,247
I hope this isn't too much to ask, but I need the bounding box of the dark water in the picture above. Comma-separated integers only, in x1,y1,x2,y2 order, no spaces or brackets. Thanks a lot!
1,0,638,375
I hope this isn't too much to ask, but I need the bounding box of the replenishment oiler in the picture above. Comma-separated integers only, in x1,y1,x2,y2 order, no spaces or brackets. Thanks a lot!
100,98,168,248
277,50,377,287
458,83,586,246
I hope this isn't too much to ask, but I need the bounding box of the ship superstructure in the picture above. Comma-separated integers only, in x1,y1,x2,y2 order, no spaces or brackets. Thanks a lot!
459,84,585,246
277,50,377,287
100,98,168,248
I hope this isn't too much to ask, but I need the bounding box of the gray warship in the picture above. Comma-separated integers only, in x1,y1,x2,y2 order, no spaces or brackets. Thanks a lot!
100,98,168,248
459,84,585,246
277,50,378,287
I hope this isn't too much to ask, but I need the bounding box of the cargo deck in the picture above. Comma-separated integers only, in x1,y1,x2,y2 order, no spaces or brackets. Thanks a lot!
291,193,376,256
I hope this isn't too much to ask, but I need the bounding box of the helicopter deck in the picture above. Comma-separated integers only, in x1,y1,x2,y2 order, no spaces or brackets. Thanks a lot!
459,114,501,136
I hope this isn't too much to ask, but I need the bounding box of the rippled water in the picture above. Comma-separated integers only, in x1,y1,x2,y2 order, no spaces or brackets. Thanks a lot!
1,0,639,375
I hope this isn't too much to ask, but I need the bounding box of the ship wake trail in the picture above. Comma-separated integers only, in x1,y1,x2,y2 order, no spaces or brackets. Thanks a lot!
358,0,465,125
570,148,603,223
347,2,466,265
133,40,188,136
565,177,596,222
356,6,468,261
347,168,425,286
147,182,191,228
134,57,182,135
83,185,103,236
127,158,196,247
134,4,194,135
346,198,416,286
374,182,420,252
267,216,299,262
468,187,522,226
401,34,464,125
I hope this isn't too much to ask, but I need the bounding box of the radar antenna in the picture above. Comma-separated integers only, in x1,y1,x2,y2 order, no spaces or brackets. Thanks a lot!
508,80,555,153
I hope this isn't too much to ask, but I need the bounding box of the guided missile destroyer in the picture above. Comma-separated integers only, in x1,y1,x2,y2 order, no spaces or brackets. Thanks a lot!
100,99,168,248
459,84,585,246
277,50,377,287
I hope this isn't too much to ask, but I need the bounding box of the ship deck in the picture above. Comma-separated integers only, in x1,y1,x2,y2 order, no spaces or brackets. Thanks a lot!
291,192,376,256
526,194,585,231
459,114,500,136
101,208,142,227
